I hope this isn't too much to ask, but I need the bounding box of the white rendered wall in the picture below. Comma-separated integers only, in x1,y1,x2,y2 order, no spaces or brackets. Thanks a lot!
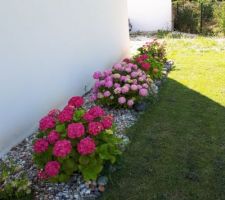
128,0,172,32
0,0,129,156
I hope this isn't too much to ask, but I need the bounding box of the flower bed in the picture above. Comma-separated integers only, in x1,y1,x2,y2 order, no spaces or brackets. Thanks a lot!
0,38,173,199
91,62,152,108
33,97,122,182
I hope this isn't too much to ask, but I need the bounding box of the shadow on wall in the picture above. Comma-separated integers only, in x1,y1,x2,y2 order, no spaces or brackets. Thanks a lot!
101,78,225,200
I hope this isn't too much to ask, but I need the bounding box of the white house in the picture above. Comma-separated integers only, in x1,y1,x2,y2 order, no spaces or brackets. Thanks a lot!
0,0,129,156
128,0,172,32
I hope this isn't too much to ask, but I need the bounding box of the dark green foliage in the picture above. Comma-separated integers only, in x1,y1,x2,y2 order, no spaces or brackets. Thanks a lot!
173,1,225,35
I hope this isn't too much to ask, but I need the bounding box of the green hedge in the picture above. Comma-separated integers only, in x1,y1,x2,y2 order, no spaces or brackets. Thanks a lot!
173,1,225,36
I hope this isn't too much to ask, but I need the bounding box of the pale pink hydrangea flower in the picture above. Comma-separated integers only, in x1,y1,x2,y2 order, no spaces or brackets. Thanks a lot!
139,88,148,97
104,91,111,97
127,99,134,107
118,97,126,104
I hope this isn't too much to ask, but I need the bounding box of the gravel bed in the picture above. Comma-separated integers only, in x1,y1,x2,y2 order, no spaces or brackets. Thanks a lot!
0,35,173,200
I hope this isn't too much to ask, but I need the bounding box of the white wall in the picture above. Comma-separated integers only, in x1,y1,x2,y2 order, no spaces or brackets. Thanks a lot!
0,0,129,156
128,0,172,32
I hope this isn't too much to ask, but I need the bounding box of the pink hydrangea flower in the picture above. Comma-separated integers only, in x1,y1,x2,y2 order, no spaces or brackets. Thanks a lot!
100,80,105,86
34,139,49,153
105,81,113,88
44,161,60,177
142,83,149,89
127,99,134,107
131,72,138,78
88,106,105,118
48,109,60,118
104,69,112,76
113,63,122,70
114,87,121,94
47,130,60,144
118,97,126,104
88,122,104,136
67,123,85,139
101,115,113,129
39,116,55,131
58,106,74,123
114,83,120,88
104,91,111,97
113,73,121,79
53,140,72,158
68,96,84,108
94,81,101,88
77,137,96,155
131,84,138,91
90,94,97,102
121,86,129,94
125,67,132,73
139,88,148,97
93,71,102,79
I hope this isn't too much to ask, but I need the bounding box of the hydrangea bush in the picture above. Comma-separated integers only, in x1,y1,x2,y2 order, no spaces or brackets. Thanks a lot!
91,62,152,108
126,39,167,80
33,96,122,182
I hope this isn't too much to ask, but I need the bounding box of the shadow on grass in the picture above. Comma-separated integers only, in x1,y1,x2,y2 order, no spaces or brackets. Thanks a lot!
101,78,225,200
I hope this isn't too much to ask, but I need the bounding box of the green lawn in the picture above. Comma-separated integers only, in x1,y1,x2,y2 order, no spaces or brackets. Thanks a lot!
101,37,225,200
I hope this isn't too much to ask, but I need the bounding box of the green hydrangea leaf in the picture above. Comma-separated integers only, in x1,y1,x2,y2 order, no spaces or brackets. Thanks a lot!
73,108,85,122
56,124,66,133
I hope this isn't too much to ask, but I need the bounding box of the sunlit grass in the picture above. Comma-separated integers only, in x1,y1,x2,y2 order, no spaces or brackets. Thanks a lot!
166,37,225,107
101,36,225,200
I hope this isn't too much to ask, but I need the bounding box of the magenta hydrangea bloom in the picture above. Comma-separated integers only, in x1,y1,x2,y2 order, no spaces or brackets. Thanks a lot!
83,112,95,122
44,161,61,177
118,97,126,104
139,88,148,97
67,123,85,139
47,130,60,144
58,106,74,123
38,170,48,180
33,139,49,153
48,109,60,118
68,96,84,108
77,137,96,155
101,115,113,129
88,106,105,118
88,122,104,136
39,116,55,131
53,140,72,158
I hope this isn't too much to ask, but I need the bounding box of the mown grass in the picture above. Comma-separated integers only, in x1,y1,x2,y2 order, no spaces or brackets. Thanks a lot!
101,37,225,200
